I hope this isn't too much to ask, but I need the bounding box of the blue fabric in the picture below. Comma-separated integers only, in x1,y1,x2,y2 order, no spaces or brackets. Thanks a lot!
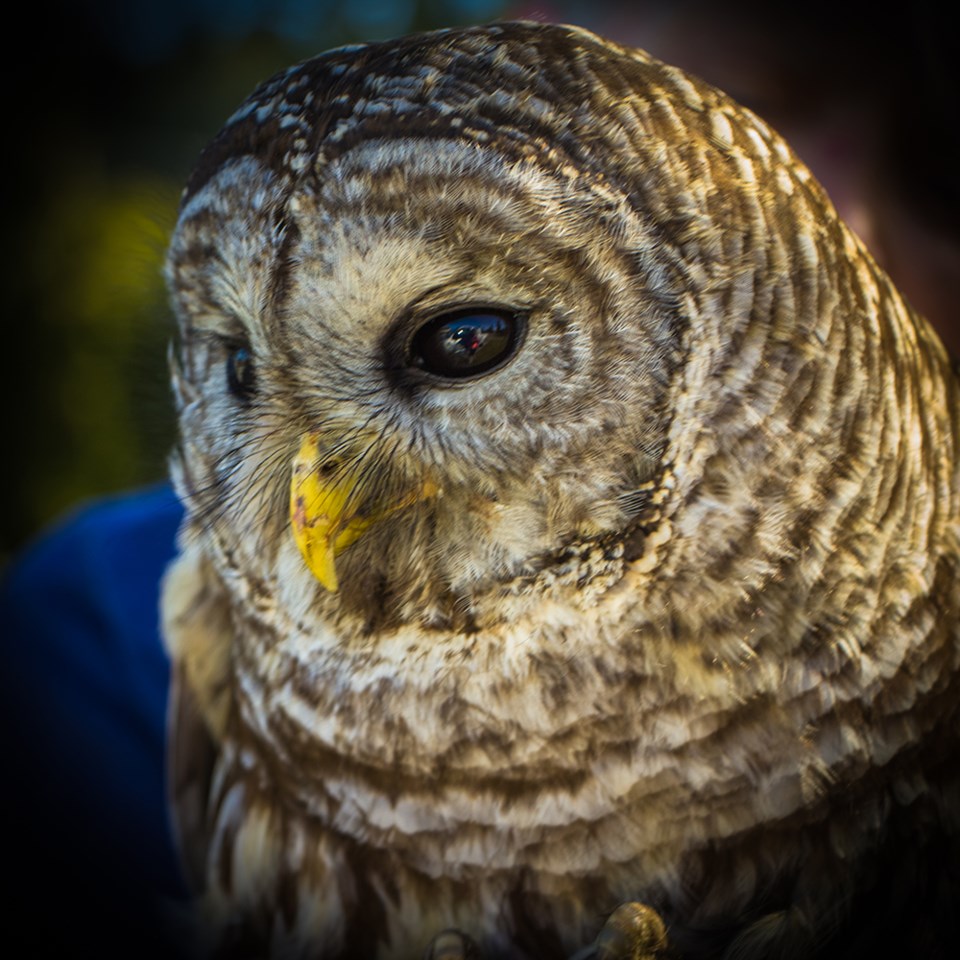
1,485,187,954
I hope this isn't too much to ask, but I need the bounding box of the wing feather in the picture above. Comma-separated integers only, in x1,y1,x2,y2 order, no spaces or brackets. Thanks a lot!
162,543,234,891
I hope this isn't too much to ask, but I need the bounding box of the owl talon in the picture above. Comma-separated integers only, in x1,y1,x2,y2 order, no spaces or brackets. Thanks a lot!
423,928,481,960
591,902,668,960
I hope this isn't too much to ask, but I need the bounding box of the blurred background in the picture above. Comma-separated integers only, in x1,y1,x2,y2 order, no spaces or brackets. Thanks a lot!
6,0,958,565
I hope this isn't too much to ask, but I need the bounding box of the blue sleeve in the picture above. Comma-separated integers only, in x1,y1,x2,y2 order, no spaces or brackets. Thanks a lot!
1,485,189,955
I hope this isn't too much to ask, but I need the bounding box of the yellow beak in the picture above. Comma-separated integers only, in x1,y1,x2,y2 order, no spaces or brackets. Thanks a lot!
289,433,436,592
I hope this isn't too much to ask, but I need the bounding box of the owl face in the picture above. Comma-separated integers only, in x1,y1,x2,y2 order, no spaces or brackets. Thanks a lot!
167,100,680,626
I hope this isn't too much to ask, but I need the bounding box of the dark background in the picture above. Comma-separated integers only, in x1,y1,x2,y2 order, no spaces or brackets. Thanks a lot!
5,0,959,565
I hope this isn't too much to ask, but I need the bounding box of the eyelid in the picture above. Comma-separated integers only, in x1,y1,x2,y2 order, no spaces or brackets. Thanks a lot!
193,328,253,355
188,309,253,345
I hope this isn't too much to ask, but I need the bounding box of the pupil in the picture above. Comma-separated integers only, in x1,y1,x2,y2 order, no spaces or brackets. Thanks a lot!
227,346,255,400
410,309,518,379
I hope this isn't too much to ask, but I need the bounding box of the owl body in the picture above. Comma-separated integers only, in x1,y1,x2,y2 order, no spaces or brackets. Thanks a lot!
163,22,960,959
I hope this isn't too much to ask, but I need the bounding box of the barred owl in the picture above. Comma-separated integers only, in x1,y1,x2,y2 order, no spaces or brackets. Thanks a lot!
162,21,960,960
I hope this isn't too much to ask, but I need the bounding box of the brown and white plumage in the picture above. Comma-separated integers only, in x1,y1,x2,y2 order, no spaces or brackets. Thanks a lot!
162,21,960,959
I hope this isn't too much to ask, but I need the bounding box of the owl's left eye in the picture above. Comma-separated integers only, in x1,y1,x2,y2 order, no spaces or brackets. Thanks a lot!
408,308,522,380
226,345,256,401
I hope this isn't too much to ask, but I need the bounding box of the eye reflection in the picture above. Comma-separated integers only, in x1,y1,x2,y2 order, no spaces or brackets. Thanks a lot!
409,309,521,379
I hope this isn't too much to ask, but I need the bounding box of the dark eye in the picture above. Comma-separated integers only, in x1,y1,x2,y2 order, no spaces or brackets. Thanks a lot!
226,345,256,401
408,308,522,379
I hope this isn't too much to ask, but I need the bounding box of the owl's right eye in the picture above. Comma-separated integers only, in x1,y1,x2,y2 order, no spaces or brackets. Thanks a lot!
226,345,257,401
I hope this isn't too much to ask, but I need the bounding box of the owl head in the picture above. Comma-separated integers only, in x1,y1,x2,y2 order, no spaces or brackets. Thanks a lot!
166,21,921,645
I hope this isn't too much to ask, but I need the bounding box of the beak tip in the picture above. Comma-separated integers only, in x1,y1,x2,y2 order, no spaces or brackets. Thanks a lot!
317,570,339,594
299,536,340,593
